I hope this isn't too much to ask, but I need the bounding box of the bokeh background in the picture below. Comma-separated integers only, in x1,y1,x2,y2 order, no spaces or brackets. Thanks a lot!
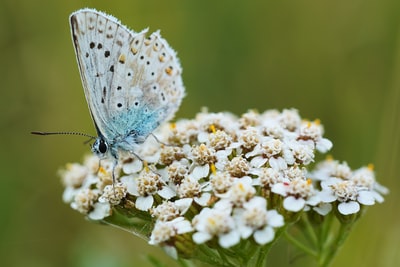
1,0,399,266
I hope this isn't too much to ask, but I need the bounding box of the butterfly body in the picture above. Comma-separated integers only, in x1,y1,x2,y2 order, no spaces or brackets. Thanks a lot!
69,9,184,163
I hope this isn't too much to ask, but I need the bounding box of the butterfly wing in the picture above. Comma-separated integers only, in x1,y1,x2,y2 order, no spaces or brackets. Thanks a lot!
70,9,184,146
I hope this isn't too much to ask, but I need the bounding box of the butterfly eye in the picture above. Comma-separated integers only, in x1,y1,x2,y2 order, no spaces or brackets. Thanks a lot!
98,139,108,153
92,138,109,158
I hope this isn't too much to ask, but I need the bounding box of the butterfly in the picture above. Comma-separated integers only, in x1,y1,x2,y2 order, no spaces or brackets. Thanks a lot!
33,8,185,180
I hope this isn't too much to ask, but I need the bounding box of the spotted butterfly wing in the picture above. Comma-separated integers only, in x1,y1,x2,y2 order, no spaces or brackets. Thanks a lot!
69,8,184,157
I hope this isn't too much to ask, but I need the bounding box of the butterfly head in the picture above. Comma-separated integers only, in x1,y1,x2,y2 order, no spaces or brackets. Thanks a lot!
92,137,109,158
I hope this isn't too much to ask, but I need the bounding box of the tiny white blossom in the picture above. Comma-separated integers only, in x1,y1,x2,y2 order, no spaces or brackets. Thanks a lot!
272,178,319,212
219,176,256,205
177,176,211,206
278,109,301,131
234,197,284,245
120,170,175,211
98,182,127,205
311,160,352,181
192,201,240,248
149,217,193,245
238,127,261,150
210,171,234,194
252,167,284,188
319,178,380,215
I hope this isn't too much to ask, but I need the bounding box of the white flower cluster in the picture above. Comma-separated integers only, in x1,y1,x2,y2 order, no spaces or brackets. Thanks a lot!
60,109,387,254
310,160,388,216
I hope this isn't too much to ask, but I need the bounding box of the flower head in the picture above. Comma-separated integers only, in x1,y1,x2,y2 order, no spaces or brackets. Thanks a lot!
59,109,387,261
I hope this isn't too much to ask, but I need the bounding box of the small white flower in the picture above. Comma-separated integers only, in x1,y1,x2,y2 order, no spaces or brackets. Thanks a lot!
191,144,216,166
247,138,291,170
278,108,301,131
311,160,352,181
60,163,88,188
62,173,98,203
239,110,261,128
261,116,285,139
319,178,379,215
272,178,319,212
159,146,186,166
350,165,388,203
225,156,250,177
238,127,261,150
83,155,101,174
234,197,284,245
288,141,315,165
283,165,307,180
210,171,234,194
252,167,284,188
168,120,199,145
298,120,332,153
208,130,232,150
219,176,256,205
167,159,190,184
98,182,127,205
265,139,284,157
177,176,211,206
120,169,175,211
197,111,239,136
149,217,193,245
70,188,98,214
151,201,181,221
192,201,240,248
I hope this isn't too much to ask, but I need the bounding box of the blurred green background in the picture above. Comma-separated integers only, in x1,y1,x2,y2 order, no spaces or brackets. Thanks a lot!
1,0,399,266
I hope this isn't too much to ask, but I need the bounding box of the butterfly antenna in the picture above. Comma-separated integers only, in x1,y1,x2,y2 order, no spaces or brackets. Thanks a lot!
31,131,96,140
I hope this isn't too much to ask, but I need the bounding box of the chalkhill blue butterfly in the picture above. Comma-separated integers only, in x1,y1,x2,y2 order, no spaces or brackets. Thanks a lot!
33,8,185,180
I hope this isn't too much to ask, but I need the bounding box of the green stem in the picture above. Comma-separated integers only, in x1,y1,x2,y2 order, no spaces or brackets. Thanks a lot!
319,213,334,254
255,246,268,267
216,247,233,266
194,245,235,267
319,221,354,267
302,214,319,248
284,231,318,258
254,226,287,267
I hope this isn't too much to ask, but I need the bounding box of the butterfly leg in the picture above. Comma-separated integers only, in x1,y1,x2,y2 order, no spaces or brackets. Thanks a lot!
149,133,174,147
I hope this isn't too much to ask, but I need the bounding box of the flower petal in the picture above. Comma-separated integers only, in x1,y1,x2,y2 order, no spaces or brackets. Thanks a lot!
88,202,111,220
195,193,211,206
193,232,212,244
266,210,284,227
219,231,240,248
254,226,274,245
192,164,210,180
135,195,154,211
122,160,143,174
313,203,332,215
250,156,268,168
120,175,138,195
271,183,287,196
338,201,359,215
357,191,375,205
158,186,176,199
283,196,305,212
